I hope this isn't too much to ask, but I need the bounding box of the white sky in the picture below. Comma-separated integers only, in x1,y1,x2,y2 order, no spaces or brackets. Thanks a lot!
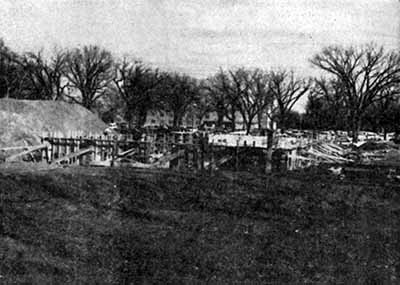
0,0,399,110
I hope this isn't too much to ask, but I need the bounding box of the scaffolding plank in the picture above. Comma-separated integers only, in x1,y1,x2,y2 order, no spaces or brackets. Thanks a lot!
151,149,185,167
52,147,93,164
6,144,48,162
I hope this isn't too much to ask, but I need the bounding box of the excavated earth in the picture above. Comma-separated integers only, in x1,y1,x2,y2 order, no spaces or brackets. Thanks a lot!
0,98,107,148
1,165,400,283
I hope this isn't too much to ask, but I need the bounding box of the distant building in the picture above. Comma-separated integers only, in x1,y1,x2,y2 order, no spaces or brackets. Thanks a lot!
202,111,274,132
139,109,275,132
142,110,200,128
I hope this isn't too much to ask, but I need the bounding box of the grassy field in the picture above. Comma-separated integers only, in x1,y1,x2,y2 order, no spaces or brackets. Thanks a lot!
1,165,400,283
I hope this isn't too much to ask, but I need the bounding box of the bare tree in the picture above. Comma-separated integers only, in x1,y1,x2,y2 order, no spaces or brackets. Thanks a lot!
230,68,271,134
258,69,310,173
266,70,310,131
19,49,68,100
204,69,237,130
310,44,400,142
203,73,226,129
194,81,214,126
206,68,274,133
113,59,163,128
65,45,114,110
310,77,348,131
162,73,199,128
0,39,25,98
364,89,399,139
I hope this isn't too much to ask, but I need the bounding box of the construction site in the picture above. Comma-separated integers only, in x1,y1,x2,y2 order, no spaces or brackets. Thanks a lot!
2,98,400,283
1,0,400,281
1,98,399,178
4,1,400,283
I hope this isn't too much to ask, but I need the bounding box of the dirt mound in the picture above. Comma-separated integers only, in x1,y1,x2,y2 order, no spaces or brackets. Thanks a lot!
0,99,107,147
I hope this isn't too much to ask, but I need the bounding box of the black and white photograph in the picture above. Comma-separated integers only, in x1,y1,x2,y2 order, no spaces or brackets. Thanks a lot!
1,0,400,283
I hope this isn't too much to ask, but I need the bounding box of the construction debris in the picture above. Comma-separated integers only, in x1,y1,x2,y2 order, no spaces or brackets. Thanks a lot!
1,125,400,174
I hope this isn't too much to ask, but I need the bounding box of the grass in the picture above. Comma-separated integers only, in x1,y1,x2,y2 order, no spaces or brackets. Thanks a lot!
1,166,400,283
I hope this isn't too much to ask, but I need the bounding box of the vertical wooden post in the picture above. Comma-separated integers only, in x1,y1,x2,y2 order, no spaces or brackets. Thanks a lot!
65,138,70,163
55,138,59,159
79,136,83,165
46,144,50,163
40,138,46,162
49,138,53,161
111,135,118,167
265,130,274,174
90,136,95,162
77,137,81,165
60,137,63,159
69,137,73,157
53,138,57,160
210,141,215,174
62,138,67,157
235,139,239,172
99,136,104,161
66,137,70,159
145,136,150,163
48,138,53,162
200,141,205,171
109,138,113,161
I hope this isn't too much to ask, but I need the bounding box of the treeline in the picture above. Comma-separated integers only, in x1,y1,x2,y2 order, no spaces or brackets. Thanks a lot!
304,44,400,141
0,39,308,134
1,39,400,141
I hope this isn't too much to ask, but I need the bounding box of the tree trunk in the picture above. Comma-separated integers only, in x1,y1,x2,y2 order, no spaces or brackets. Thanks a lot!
230,111,236,132
136,109,147,128
82,91,93,110
257,111,263,130
216,111,224,129
351,115,361,143
245,121,251,135
125,111,133,130
173,112,183,128
278,117,286,133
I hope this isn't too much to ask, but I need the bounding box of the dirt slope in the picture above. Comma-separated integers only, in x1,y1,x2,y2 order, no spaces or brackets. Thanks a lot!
0,99,107,147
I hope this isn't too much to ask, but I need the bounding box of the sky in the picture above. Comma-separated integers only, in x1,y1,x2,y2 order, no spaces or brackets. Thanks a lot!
0,0,399,110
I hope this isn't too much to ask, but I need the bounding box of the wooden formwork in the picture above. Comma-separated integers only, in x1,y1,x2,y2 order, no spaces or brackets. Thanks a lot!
0,131,278,173
41,133,208,170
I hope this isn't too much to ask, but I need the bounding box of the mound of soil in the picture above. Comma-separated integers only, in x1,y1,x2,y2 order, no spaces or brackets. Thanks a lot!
0,99,107,147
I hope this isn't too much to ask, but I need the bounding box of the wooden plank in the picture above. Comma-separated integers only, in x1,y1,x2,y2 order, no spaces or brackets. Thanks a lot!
90,159,112,167
360,160,400,167
117,148,137,158
52,147,94,164
307,149,352,162
216,155,233,169
0,146,30,151
289,155,318,162
6,144,49,162
151,149,185,167
315,144,344,156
